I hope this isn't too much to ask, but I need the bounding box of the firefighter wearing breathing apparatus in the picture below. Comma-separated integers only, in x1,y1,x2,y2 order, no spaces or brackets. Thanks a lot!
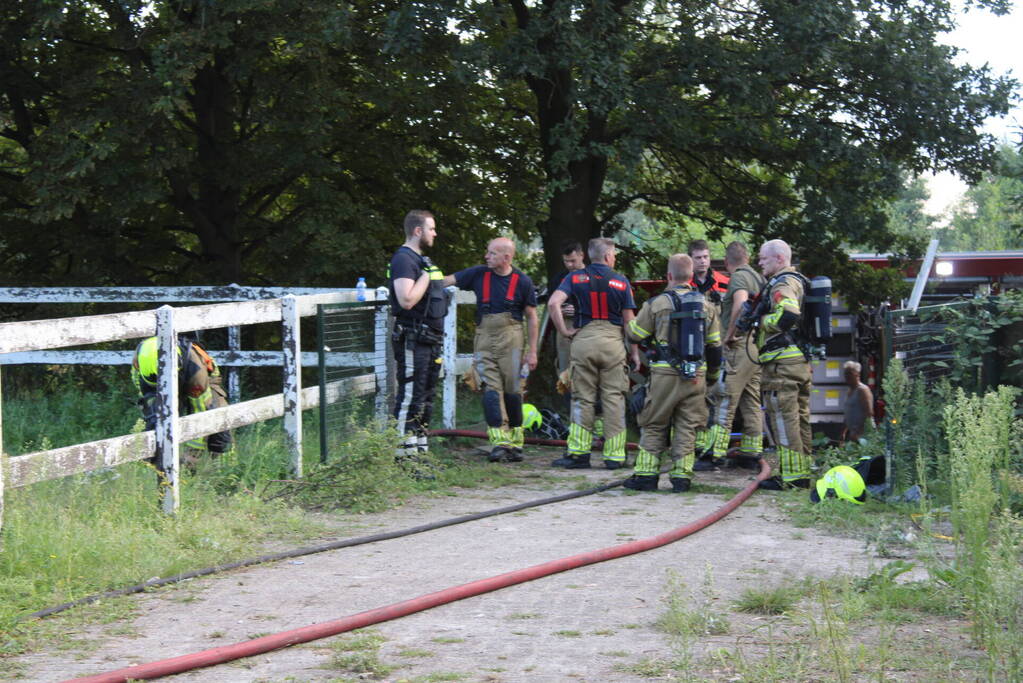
445,237,539,463
548,238,641,470
623,254,722,492
388,210,450,460
132,335,233,458
747,239,832,490
704,241,767,468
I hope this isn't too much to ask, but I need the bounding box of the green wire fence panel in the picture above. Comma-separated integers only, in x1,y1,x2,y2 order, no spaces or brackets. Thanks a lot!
887,302,971,384
318,301,392,462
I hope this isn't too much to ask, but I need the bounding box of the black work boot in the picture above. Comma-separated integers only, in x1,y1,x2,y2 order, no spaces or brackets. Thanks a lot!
551,452,575,467
564,454,591,469
622,474,659,491
506,447,524,462
488,446,511,463
669,477,691,493
603,459,625,470
692,456,723,471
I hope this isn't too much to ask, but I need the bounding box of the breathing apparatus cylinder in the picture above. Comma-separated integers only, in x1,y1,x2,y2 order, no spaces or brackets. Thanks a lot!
802,276,832,359
669,291,705,378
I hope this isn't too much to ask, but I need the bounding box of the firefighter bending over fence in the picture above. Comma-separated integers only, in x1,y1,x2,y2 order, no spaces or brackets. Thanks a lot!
132,334,233,465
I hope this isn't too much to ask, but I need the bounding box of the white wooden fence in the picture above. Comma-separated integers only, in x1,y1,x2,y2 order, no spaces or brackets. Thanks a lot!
0,286,477,537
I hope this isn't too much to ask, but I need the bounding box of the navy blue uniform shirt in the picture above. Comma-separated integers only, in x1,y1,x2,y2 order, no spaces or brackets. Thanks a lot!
556,263,636,327
454,265,537,324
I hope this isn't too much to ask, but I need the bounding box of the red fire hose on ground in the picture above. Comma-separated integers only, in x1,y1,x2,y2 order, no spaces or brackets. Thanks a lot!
64,455,771,683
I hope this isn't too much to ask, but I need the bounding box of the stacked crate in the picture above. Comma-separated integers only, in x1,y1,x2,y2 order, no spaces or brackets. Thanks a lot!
808,295,854,443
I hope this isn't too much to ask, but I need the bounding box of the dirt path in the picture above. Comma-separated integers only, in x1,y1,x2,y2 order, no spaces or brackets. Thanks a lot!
21,450,903,682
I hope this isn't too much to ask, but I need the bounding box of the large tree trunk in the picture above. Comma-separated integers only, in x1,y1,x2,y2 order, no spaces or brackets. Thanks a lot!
540,155,608,286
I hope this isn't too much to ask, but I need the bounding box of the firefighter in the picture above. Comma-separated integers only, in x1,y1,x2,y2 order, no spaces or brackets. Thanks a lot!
548,237,641,469
704,241,766,468
623,254,722,492
445,237,538,462
755,239,813,490
549,241,586,382
388,209,449,459
688,239,730,466
132,334,232,461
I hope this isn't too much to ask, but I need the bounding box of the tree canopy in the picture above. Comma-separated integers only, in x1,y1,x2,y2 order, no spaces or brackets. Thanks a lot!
1,0,1016,296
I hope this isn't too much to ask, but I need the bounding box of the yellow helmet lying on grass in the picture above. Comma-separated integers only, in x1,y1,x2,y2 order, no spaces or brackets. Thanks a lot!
810,465,867,504
522,403,542,431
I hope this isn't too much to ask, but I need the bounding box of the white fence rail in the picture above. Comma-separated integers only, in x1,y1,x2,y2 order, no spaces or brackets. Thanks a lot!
0,287,477,537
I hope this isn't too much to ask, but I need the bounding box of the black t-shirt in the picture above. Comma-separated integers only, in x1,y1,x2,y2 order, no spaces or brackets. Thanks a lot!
388,246,438,326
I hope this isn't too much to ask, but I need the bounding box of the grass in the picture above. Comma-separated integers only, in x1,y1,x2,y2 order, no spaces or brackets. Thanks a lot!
732,584,800,615
324,630,394,678
0,386,556,672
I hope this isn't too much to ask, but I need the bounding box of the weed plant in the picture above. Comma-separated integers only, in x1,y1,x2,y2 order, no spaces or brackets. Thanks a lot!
939,386,1023,678
733,584,800,616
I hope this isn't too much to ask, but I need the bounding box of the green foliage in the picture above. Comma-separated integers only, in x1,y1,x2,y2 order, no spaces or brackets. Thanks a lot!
1,381,139,455
938,387,1023,678
941,144,1023,251
325,630,395,678
0,461,323,641
916,291,1023,393
733,584,801,616
1,1,1014,297
0,0,535,288
657,569,729,638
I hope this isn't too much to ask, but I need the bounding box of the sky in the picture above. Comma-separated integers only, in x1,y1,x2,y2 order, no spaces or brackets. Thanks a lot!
924,2,1023,215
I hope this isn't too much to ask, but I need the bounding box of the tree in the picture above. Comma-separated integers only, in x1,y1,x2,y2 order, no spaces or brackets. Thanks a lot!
453,0,1015,289
941,144,1023,251
0,1,539,287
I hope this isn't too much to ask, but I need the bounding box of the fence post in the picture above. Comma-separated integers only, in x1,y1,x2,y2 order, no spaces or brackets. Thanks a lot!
227,325,241,403
442,286,458,429
374,287,390,424
155,305,180,514
282,295,303,477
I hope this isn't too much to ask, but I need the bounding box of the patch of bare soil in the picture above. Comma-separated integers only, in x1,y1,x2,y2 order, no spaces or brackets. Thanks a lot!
16,446,976,682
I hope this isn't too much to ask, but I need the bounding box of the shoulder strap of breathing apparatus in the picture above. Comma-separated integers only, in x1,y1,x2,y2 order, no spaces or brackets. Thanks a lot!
756,271,832,361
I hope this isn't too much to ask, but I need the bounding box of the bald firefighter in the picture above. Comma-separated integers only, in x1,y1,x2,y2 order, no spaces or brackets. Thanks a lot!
704,241,766,468
445,238,538,462
754,239,813,489
132,335,232,461
624,254,722,492
548,238,640,469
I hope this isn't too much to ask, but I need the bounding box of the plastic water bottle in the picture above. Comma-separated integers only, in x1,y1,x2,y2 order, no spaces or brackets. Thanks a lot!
520,364,530,381
356,277,367,301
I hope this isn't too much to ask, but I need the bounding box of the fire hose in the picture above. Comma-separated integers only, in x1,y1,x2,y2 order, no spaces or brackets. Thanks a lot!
64,456,770,682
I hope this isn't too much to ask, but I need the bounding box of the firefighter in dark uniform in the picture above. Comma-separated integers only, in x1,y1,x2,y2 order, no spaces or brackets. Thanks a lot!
755,239,813,489
444,237,538,462
132,335,233,459
548,238,640,469
688,239,730,466
624,254,722,492
388,209,449,458
705,241,766,467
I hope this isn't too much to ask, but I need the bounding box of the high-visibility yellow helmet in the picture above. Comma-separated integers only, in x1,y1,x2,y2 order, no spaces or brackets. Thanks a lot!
133,336,182,384
811,465,867,504
522,403,542,431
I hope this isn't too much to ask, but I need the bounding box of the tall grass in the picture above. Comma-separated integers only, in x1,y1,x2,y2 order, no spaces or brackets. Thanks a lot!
0,423,328,641
0,382,527,656
940,386,1023,679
